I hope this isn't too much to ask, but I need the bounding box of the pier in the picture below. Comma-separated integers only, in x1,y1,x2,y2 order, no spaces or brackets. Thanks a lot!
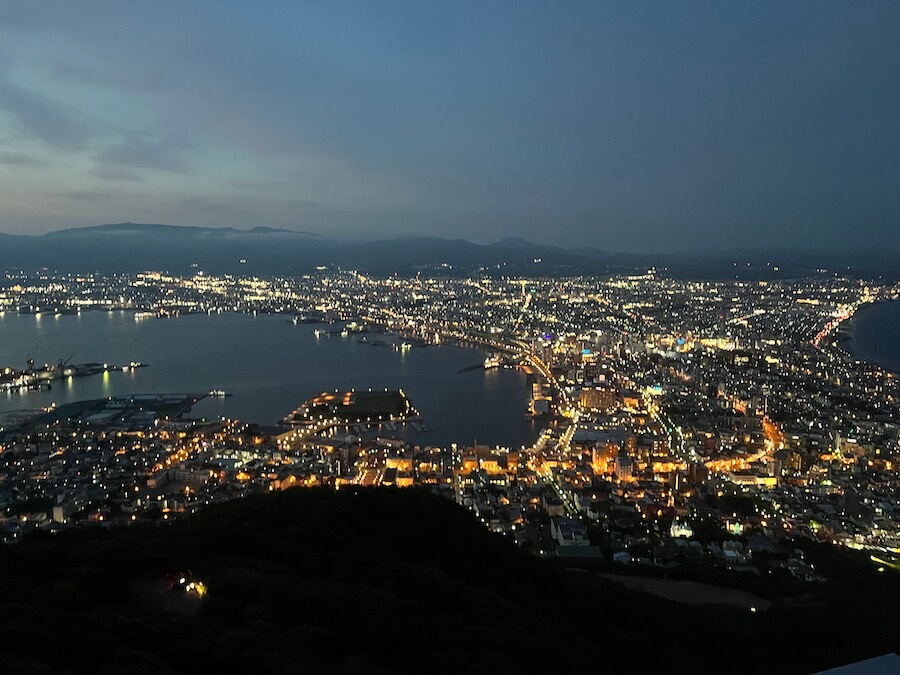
0,360,148,394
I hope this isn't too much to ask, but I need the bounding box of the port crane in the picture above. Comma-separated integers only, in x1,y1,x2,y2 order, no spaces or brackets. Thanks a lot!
26,338,42,373
57,352,76,371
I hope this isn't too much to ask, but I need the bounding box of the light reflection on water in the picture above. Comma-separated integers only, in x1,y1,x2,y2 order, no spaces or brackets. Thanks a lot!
0,311,537,447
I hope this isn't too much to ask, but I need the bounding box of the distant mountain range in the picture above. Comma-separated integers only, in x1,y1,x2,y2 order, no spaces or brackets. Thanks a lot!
0,222,897,279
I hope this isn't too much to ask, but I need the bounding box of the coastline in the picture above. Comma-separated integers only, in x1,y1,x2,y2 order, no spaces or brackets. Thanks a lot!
0,310,537,447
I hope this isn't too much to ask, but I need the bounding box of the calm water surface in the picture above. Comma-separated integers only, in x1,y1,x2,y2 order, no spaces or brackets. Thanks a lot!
849,300,900,374
0,311,537,447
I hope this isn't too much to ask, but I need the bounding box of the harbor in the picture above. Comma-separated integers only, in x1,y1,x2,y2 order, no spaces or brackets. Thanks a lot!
0,311,536,448
0,392,206,436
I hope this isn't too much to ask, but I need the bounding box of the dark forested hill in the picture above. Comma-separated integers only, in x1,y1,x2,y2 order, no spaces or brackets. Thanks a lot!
0,487,896,674
2,222,898,279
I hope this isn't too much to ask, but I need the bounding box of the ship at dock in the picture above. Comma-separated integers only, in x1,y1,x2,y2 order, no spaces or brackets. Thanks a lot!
483,353,502,369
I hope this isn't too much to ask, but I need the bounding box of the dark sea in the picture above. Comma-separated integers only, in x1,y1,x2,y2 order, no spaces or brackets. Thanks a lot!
0,311,538,448
848,300,900,373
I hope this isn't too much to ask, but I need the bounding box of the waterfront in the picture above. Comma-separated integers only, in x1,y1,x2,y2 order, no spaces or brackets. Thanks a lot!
847,300,900,374
0,311,537,448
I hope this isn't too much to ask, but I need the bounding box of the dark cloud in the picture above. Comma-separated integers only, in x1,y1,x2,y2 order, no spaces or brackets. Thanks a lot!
51,61,185,93
0,78,97,150
91,165,143,182
95,136,188,173
0,152,49,167
0,2,897,251
61,190,105,203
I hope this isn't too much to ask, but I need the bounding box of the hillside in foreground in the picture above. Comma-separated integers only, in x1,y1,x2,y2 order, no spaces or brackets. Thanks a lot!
0,487,896,674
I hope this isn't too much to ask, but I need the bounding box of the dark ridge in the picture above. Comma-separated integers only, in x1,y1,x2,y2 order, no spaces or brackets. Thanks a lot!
0,223,896,279
43,222,319,237
0,487,896,674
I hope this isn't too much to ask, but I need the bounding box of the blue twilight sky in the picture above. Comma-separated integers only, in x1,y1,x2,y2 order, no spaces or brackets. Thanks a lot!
0,1,898,252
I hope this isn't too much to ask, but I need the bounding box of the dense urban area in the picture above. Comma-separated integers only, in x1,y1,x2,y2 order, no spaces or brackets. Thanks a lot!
1,268,898,587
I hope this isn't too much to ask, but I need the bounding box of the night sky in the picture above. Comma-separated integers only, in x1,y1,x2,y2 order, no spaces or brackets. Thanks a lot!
1,2,898,252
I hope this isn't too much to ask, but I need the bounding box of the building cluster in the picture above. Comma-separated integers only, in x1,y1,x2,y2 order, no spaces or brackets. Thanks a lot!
1,268,898,578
